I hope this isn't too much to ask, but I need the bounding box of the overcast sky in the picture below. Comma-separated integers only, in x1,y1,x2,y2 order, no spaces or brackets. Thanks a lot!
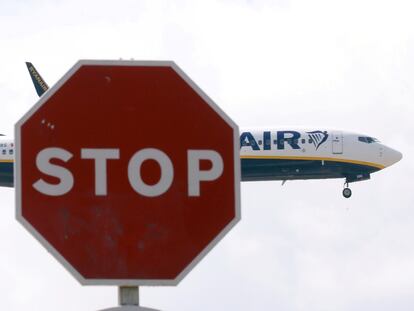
1,0,414,310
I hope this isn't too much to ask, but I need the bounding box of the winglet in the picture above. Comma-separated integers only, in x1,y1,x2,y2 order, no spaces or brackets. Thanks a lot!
25,62,49,97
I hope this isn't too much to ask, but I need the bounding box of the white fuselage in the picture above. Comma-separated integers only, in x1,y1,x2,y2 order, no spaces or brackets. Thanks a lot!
0,128,402,187
240,129,401,169
239,128,401,182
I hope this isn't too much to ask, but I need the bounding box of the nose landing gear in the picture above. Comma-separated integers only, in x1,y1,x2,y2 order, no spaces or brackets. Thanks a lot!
343,182,352,198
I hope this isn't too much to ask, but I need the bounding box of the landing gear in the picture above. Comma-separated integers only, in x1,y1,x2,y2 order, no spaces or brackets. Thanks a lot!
342,187,352,198
342,181,352,198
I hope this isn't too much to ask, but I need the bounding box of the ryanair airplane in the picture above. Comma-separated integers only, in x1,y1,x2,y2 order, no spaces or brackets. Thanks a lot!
240,129,402,197
0,63,402,198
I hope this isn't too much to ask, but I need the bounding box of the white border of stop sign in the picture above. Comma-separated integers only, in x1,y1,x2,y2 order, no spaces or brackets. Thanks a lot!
15,60,241,286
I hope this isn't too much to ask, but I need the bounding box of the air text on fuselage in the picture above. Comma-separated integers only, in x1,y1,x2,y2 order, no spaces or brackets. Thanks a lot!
240,131,301,151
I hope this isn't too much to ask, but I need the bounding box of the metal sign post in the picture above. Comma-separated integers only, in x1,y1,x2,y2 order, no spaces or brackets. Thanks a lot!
99,287,160,311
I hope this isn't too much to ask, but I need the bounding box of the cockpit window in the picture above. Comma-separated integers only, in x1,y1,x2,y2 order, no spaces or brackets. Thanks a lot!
358,136,379,143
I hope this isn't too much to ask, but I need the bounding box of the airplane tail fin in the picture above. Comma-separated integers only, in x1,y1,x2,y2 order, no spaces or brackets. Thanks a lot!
25,62,49,97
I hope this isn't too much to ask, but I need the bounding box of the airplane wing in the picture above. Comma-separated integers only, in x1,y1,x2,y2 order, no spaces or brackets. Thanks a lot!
25,62,49,97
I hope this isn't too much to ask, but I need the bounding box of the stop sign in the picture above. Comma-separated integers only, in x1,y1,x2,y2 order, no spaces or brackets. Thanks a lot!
15,60,240,285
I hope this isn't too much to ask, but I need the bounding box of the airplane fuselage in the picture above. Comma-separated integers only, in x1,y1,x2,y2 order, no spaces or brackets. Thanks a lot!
0,129,402,192
240,129,401,183
0,139,14,187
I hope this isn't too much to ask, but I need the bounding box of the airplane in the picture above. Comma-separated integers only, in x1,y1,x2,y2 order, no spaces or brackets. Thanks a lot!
240,128,402,198
0,62,403,198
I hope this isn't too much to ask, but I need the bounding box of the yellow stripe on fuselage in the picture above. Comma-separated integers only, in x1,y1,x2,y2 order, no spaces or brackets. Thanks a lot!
240,155,385,170
0,160,14,163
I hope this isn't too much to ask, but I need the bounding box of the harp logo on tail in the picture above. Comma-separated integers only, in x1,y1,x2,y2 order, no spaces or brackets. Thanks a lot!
307,131,329,150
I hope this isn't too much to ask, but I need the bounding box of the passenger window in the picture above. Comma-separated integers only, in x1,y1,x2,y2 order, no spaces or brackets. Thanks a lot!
2,150,5,155
273,139,277,145
301,139,306,144
308,138,313,144
258,140,262,145
9,149,13,155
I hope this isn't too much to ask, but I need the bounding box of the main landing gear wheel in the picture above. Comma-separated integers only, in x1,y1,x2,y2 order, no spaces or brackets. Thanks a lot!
342,187,352,198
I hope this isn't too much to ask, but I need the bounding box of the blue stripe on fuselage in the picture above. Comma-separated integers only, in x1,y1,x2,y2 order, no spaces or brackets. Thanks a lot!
241,158,379,181
0,162,14,187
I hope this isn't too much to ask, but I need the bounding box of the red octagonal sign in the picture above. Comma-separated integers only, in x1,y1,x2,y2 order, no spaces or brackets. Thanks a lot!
15,60,240,285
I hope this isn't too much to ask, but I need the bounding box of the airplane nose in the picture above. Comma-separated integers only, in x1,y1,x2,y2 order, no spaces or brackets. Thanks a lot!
386,147,403,167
